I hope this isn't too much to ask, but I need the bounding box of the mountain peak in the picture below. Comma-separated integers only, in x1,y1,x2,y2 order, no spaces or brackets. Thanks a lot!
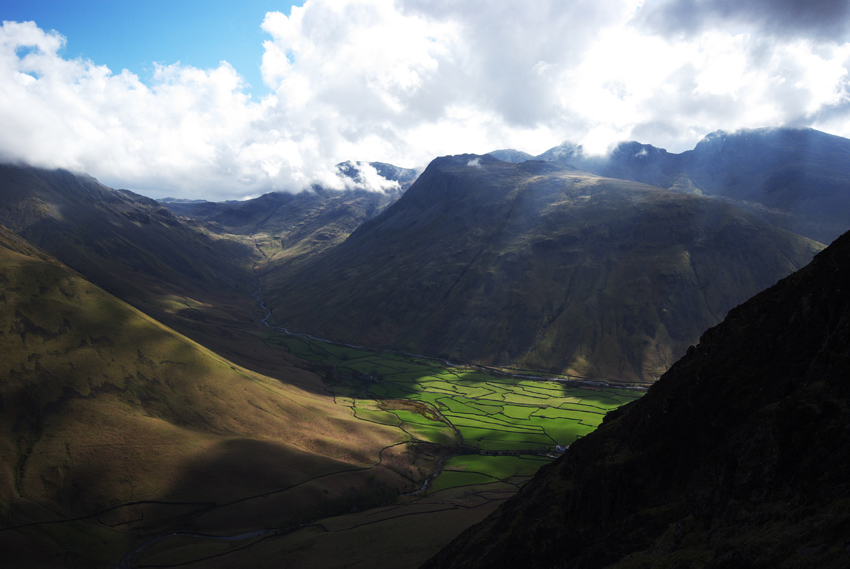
264,156,821,383
534,141,583,162
486,148,534,163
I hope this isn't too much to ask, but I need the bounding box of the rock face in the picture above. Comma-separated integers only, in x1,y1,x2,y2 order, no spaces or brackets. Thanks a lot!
424,229,850,569
265,155,821,383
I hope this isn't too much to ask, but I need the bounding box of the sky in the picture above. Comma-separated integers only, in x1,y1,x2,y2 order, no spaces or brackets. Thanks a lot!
1,0,849,200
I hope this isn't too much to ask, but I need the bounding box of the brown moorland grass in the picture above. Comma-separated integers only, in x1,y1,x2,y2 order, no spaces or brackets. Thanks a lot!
138,482,514,569
0,239,414,568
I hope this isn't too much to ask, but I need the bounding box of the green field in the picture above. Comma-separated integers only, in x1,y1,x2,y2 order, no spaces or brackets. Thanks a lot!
264,333,642,491
432,454,553,491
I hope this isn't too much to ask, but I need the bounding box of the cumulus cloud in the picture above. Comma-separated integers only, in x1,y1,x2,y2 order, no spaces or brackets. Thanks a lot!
335,161,402,192
0,20,271,199
1,0,849,200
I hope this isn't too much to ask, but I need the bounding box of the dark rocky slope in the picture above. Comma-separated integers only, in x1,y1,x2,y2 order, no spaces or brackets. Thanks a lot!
425,228,850,568
265,155,821,383
163,186,403,270
161,161,416,271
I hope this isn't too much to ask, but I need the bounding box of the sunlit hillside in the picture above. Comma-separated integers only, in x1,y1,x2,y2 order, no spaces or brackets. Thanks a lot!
0,227,413,567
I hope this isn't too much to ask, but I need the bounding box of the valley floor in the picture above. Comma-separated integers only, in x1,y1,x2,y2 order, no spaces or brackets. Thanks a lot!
115,326,640,568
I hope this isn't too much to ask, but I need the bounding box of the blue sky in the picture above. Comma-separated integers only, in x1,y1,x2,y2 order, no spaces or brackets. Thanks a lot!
1,0,849,200
0,0,298,95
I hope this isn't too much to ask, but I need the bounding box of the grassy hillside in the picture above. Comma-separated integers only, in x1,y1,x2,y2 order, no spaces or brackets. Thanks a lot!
0,228,415,568
0,226,640,567
114,328,639,568
263,156,822,383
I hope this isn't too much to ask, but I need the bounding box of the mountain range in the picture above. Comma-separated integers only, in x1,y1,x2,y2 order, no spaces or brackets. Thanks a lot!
493,127,850,245
161,160,418,271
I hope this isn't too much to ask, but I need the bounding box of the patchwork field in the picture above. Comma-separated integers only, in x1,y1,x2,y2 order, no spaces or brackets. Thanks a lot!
261,333,642,491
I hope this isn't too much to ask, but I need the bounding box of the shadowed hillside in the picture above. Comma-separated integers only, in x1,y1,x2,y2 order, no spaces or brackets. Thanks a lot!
264,155,822,383
425,228,850,569
0,164,256,318
161,160,417,271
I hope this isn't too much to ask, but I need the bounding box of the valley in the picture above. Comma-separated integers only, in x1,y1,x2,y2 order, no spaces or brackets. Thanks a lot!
117,331,639,568
426,215,850,569
1,126,848,568
0,216,638,568
263,333,640,454
2,0,850,564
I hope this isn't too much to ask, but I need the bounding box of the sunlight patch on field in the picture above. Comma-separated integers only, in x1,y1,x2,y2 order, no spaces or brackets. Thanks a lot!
262,332,642,489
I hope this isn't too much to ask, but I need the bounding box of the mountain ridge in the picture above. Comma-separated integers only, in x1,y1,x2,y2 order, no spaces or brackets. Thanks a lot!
160,161,417,270
491,127,850,243
0,163,255,312
1,125,849,566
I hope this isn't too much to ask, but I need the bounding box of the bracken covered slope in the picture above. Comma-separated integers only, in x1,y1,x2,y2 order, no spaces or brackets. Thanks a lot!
0,227,408,568
424,228,850,568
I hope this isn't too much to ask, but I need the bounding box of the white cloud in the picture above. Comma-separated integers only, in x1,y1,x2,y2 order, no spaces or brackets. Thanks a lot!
0,21,270,199
0,0,849,200
336,161,402,192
